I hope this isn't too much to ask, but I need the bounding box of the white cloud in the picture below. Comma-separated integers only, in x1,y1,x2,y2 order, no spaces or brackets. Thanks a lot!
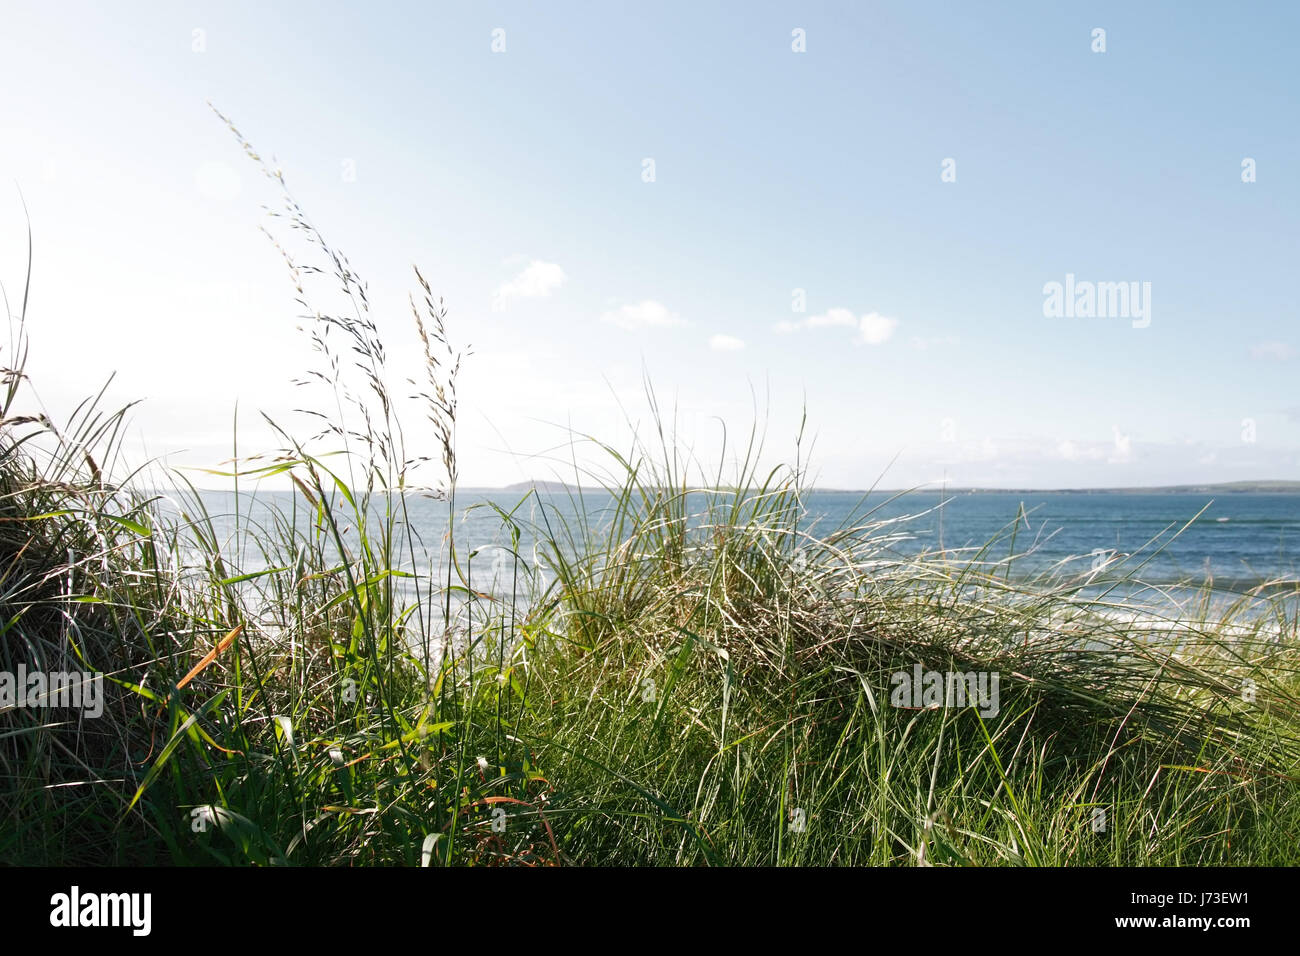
774,307,898,345
1055,438,1111,462
493,260,566,308
601,300,686,330
1250,341,1295,361
709,333,745,351
856,311,898,345
1109,425,1132,463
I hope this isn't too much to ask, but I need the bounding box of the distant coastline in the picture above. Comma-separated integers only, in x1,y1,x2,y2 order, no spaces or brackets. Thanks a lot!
491,479,1300,496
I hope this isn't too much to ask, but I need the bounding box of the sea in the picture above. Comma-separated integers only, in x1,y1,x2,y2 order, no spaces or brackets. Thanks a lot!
174,488,1300,619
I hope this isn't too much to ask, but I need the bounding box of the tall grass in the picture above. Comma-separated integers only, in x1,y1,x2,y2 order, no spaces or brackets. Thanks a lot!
2,122,1298,865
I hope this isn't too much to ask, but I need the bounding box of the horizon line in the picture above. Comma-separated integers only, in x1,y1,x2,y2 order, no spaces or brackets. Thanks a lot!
178,478,1300,495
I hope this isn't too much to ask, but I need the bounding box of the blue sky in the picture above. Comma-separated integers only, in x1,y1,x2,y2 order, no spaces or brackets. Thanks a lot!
1,1,1297,488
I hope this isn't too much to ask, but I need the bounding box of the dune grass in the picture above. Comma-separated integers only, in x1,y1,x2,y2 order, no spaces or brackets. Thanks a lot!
2,128,1298,866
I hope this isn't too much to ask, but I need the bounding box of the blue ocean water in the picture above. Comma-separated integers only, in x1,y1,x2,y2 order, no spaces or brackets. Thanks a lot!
182,488,1300,598
794,490,1300,592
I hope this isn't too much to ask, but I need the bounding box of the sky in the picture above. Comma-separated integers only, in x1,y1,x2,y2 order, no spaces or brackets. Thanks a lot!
1,1,1297,490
